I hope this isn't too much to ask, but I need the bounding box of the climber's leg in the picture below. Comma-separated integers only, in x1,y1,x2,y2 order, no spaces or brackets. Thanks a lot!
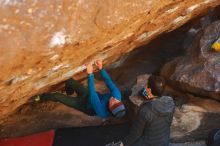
65,78,88,102
40,93,87,112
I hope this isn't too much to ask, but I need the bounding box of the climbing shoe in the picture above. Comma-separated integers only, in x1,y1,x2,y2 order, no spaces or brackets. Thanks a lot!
34,95,41,102
31,95,41,102
31,93,52,102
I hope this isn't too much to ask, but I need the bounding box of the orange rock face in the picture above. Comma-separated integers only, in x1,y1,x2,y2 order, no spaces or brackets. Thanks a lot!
0,0,220,119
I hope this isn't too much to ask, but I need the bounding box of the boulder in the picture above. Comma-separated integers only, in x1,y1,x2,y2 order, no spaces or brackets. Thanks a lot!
129,74,220,142
0,103,102,138
0,79,128,138
1,0,220,119
161,21,220,101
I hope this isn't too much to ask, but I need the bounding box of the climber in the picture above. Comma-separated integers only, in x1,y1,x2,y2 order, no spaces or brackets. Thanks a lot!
34,60,126,119
86,60,126,118
115,75,175,146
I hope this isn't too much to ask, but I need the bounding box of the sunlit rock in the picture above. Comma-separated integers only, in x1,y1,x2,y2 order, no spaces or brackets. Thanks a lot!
0,0,220,122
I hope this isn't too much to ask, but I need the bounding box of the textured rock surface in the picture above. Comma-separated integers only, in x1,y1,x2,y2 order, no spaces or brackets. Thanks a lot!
0,23,190,138
1,0,220,119
0,80,127,138
129,74,220,142
161,21,220,101
0,103,102,138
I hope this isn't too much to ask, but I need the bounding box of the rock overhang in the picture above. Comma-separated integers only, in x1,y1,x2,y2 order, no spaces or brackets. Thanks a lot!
0,0,220,119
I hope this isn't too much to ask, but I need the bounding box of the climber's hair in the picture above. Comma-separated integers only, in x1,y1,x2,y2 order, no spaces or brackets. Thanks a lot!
148,75,165,97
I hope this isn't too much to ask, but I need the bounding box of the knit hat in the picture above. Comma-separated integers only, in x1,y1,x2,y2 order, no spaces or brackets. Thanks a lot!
109,97,126,117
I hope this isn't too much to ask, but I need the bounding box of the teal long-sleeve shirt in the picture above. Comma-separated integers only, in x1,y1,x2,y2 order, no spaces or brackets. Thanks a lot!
87,69,122,118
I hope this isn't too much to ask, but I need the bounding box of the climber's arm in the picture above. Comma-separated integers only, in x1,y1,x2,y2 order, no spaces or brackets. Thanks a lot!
86,62,107,118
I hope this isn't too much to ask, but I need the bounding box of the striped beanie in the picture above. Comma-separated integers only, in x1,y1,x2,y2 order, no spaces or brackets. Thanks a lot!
109,97,126,117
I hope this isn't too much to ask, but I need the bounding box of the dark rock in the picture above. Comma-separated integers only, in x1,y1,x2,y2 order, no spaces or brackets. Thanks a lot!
161,21,220,101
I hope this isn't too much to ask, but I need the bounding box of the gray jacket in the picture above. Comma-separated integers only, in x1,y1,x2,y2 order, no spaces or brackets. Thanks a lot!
123,96,175,146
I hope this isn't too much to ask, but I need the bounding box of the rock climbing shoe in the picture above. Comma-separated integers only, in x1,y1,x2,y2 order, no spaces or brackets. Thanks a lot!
31,95,41,102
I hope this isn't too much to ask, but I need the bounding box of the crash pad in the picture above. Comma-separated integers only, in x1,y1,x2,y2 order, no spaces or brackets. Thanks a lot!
0,124,129,146
0,130,55,146
53,123,129,146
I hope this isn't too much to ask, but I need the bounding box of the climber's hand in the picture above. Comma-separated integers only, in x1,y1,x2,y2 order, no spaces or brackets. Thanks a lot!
95,59,103,70
86,63,93,74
